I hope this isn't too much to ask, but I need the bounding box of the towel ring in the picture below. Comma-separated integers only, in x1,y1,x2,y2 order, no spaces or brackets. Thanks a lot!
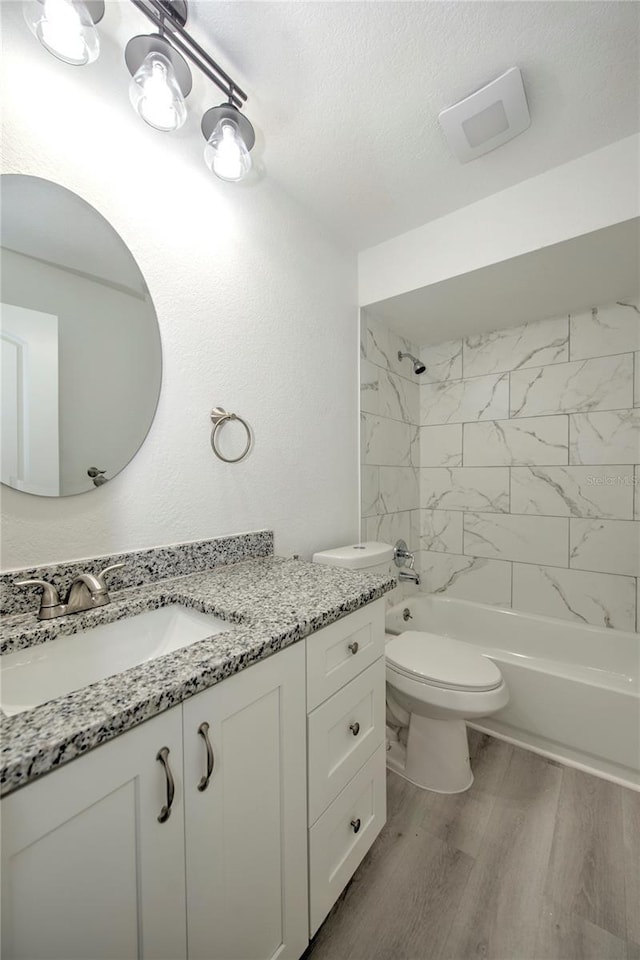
210,407,252,463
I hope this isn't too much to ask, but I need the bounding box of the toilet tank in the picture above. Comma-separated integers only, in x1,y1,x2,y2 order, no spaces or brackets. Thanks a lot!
312,542,395,576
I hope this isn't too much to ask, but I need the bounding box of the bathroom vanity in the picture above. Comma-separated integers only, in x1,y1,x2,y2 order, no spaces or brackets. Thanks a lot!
0,535,392,960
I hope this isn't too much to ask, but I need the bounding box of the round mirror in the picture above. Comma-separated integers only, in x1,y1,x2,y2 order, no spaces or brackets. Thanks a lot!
0,175,162,497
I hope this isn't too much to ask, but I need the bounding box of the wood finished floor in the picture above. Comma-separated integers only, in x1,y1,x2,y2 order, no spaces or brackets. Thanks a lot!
305,732,640,960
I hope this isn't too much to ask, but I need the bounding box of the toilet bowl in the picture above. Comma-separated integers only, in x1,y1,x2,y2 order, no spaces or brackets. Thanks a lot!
385,630,509,793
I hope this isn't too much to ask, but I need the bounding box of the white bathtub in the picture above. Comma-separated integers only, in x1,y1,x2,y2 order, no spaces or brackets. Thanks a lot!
386,595,640,789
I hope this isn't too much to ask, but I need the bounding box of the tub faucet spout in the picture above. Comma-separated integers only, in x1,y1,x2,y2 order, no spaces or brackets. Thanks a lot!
398,568,421,586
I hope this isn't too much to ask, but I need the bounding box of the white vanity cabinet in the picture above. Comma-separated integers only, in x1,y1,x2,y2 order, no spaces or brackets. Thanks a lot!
305,598,387,936
1,642,307,960
1,706,188,960
182,641,308,960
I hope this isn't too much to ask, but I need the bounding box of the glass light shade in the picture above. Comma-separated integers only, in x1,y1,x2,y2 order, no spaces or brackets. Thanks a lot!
204,118,252,182
24,0,100,65
129,51,187,132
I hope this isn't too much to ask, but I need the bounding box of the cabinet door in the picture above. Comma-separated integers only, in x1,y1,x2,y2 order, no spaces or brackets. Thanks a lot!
183,643,308,960
1,708,187,960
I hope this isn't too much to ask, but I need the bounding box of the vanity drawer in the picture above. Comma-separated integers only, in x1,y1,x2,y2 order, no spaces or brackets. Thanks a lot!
308,743,386,936
306,599,385,711
307,658,385,825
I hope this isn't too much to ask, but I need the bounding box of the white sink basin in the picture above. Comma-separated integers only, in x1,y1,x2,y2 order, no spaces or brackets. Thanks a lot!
0,605,232,716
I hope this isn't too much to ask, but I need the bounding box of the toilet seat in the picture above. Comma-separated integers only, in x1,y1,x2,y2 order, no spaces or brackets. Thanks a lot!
386,631,502,692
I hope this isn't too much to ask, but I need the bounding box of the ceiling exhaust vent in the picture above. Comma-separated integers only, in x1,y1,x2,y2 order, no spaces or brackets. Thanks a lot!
438,67,530,163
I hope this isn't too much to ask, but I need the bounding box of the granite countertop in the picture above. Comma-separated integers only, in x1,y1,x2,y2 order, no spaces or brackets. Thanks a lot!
0,556,395,797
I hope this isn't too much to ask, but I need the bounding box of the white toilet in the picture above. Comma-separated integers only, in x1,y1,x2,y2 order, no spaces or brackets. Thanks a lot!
312,541,509,795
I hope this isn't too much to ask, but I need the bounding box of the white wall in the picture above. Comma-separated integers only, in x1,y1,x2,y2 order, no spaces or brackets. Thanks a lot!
359,135,640,308
0,12,359,569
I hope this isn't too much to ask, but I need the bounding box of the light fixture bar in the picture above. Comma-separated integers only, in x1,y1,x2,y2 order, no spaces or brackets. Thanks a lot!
129,0,247,108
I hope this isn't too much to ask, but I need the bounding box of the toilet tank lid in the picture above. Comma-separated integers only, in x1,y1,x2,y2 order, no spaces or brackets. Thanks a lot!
312,542,394,570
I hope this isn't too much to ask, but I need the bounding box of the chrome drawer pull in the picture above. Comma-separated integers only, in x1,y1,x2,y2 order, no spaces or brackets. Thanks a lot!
349,722,360,737
156,747,175,823
348,641,359,655
350,818,361,834
197,721,215,792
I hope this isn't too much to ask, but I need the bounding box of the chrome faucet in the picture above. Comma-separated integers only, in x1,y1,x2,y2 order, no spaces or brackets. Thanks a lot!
394,539,422,586
14,563,125,620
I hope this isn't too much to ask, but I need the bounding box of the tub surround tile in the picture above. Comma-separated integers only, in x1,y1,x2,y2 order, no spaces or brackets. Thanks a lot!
464,316,569,378
635,466,640,521
464,417,569,466
364,511,414,552
569,410,640,465
464,513,569,567
412,509,464,554
421,339,463,383
379,466,419,513
635,352,639,406
569,301,640,361
379,369,419,424
421,373,509,425
0,530,274,618
421,467,510,513
360,361,379,415
512,564,636,632
0,555,396,796
510,355,634,418
420,424,463,467
417,551,512,607
362,315,422,384
569,519,640,577
363,414,412,466
511,466,635,519
361,466,380,518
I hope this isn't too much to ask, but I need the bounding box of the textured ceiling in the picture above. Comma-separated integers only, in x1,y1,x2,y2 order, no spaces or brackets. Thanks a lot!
3,1,639,252
187,0,640,249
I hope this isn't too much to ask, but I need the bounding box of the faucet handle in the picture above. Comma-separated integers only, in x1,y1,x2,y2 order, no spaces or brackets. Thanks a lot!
14,579,62,618
96,563,125,589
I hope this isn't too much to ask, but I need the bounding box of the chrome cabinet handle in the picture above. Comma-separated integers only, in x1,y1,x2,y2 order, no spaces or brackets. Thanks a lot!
197,721,215,792
349,722,360,736
156,747,175,823
350,818,361,834
348,641,359,655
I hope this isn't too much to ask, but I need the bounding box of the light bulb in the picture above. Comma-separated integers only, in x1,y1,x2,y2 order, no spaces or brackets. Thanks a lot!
129,52,187,132
204,118,252,182
23,0,100,65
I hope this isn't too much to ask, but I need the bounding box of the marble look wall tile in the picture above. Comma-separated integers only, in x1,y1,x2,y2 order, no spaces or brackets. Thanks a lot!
421,373,509,425
420,424,463,467
388,327,424,382
635,351,639,406
409,424,421,468
379,466,419,513
569,410,640,465
510,354,634,418
416,551,512,606
361,466,380,518
364,511,414,552
464,315,568,378
360,360,379,415
363,315,390,368
635,466,639,521
463,417,568,466
464,512,568,566
569,518,640,576
363,414,412,466
421,339,463,383
510,466,635,519
411,509,464,553
512,564,637,632
420,467,510,513
379,370,419,424
569,300,640,360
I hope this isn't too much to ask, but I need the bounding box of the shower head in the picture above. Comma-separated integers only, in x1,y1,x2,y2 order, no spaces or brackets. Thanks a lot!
398,351,426,376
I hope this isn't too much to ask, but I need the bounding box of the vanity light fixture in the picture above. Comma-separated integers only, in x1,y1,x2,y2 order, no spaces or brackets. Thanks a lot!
23,0,256,182
24,0,104,65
